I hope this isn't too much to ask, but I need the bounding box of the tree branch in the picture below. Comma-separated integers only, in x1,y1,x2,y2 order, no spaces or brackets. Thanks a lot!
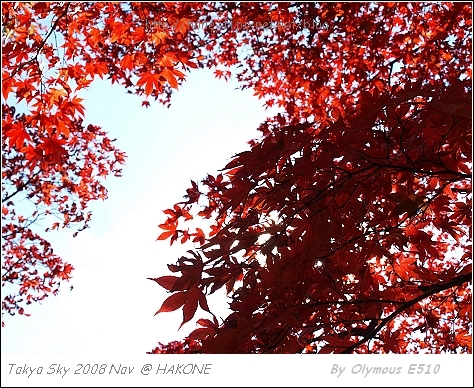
3,3,70,81
339,272,472,354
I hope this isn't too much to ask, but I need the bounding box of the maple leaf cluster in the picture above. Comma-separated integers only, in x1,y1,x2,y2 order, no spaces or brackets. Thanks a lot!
1,1,204,320
152,2,472,353
2,3,130,319
2,2,471,353
147,338,201,354
2,113,126,318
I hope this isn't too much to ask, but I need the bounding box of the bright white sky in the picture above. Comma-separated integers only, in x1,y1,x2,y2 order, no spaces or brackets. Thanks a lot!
1,68,281,354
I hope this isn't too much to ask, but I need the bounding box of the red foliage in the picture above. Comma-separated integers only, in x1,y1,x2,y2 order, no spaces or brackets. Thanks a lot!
2,2,471,353
147,338,201,354
2,3,130,319
152,2,472,354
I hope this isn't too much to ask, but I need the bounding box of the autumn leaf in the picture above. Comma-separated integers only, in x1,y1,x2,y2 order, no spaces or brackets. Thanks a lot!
382,329,404,353
49,88,67,104
161,68,179,89
151,31,167,45
180,289,199,329
393,256,418,281
192,228,205,245
137,72,161,96
155,292,187,315
4,125,31,149
148,276,180,291
157,230,174,241
175,18,190,35
159,54,175,67
455,330,472,351
120,54,134,70
55,119,70,137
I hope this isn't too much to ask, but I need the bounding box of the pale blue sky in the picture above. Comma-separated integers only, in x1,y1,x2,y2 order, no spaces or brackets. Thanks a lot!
1,68,280,354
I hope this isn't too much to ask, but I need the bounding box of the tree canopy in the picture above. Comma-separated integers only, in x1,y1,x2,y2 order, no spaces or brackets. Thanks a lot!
2,2,472,353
